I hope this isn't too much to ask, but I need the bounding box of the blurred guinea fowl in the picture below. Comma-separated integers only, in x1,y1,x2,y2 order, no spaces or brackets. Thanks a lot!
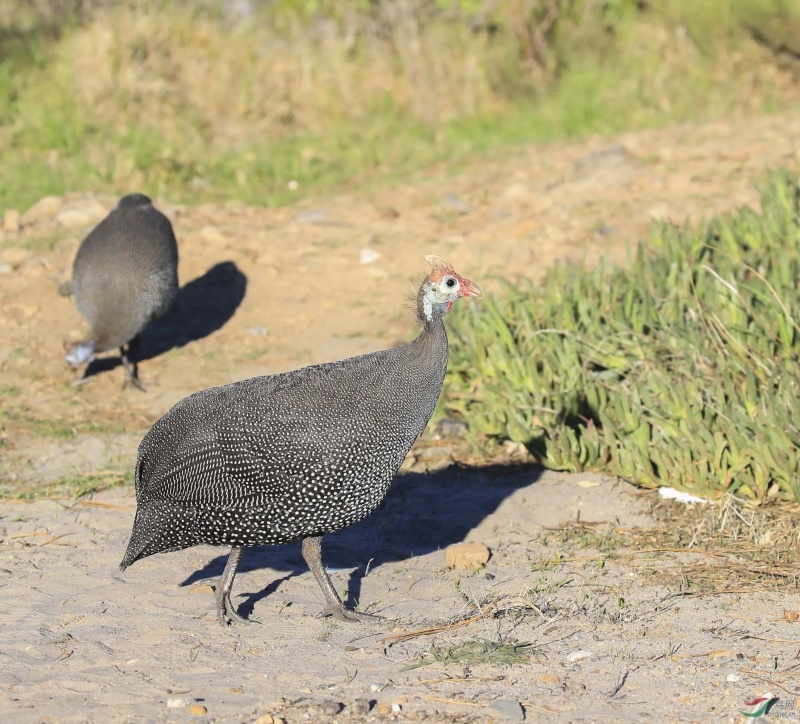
120,255,481,625
64,193,179,390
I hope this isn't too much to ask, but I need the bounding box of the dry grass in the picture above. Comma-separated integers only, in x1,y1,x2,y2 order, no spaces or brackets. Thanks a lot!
2,1,800,209
540,495,800,594
40,2,800,143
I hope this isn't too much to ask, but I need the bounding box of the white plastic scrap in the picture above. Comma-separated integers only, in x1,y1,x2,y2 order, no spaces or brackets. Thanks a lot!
658,487,708,505
359,249,381,265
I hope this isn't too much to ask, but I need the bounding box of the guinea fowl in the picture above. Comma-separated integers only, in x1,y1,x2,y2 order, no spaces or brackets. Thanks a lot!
120,255,481,625
64,193,179,390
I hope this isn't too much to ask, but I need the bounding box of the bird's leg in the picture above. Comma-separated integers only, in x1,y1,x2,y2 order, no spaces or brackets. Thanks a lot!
121,334,146,392
215,546,251,626
301,535,381,623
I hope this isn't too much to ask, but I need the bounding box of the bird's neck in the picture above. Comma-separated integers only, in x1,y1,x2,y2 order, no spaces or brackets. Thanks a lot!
412,314,448,363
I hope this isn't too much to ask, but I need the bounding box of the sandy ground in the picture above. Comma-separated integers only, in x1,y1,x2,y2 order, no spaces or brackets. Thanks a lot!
1,112,800,722
2,470,799,723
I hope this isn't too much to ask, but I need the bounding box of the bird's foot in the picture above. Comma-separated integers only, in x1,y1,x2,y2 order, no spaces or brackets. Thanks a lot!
216,590,252,627
321,604,382,623
122,374,147,393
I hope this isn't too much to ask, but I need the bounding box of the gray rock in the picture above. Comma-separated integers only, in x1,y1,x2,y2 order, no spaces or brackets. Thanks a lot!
567,145,642,189
442,194,472,214
307,701,342,718
348,700,371,717
487,698,525,721
434,418,468,439
293,209,327,223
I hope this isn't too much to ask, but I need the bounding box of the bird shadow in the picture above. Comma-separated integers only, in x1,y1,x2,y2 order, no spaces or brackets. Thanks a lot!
82,261,247,379
179,461,541,620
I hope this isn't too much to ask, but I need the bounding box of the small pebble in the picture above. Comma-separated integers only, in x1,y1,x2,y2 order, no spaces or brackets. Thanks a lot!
502,183,528,200
1,247,32,269
726,673,741,682
377,702,392,715
501,440,530,459
566,650,594,662
442,194,472,214
434,418,468,439
318,701,343,716
293,209,326,223
360,248,381,265
348,700,371,716
166,697,187,708
538,673,561,684
199,225,226,245
445,542,491,570
189,704,207,716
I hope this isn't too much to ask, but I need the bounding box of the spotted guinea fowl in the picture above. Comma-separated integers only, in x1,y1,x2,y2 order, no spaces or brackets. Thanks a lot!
64,193,179,390
120,255,481,625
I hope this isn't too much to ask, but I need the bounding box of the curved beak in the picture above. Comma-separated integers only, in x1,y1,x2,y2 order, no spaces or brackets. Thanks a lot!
459,278,482,298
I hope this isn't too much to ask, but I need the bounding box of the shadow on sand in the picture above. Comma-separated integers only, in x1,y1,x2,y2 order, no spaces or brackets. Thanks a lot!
179,462,541,619
83,261,247,380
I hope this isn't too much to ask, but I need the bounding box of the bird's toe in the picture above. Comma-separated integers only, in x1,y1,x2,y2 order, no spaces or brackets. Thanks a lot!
216,592,252,626
322,605,382,624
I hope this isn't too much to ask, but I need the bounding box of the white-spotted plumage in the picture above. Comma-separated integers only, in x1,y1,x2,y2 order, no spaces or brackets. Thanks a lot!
120,256,481,624
66,193,179,388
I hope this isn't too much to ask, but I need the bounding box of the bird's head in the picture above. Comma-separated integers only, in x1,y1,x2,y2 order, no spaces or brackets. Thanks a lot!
418,255,481,324
117,193,153,210
64,340,96,368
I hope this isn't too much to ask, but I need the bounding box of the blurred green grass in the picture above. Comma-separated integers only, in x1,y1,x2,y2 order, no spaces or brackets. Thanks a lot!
1,0,799,211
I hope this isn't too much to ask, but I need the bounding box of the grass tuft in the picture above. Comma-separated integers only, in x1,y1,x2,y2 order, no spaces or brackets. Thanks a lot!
402,637,535,671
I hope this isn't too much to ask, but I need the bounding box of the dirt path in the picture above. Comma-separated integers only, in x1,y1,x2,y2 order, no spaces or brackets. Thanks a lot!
1,112,800,721
3,473,799,723
2,112,800,487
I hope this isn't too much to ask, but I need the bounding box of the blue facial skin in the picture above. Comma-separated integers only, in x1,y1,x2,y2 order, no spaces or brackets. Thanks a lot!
65,341,96,367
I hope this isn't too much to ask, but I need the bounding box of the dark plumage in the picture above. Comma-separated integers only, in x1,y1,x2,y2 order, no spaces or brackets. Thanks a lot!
120,255,481,625
64,193,179,390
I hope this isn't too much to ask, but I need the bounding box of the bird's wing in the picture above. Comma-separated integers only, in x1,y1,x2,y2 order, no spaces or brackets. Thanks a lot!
135,358,396,505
